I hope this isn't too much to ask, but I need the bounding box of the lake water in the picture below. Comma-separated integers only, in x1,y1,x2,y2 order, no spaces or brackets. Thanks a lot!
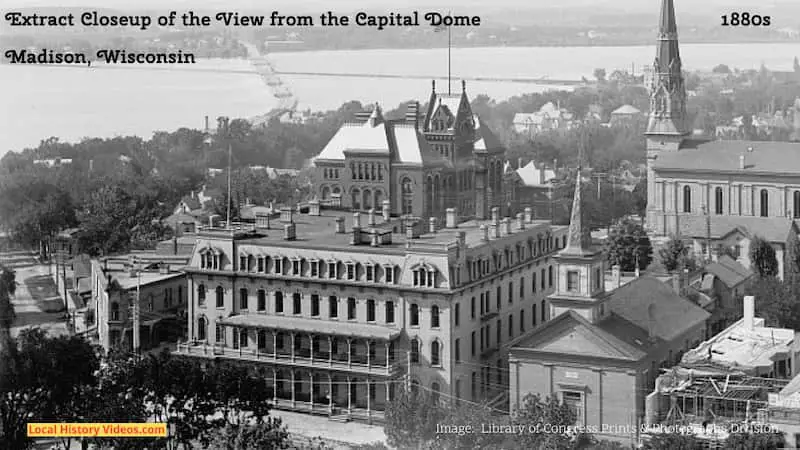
2,42,799,155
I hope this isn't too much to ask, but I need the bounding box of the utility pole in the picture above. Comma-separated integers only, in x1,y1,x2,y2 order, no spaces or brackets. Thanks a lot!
702,205,712,262
133,256,141,356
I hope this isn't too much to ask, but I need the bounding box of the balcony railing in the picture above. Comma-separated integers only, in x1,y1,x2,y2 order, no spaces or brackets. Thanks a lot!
176,341,403,377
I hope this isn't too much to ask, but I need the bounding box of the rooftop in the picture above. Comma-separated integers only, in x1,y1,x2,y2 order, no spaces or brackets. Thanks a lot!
678,215,796,243
101,257,186,290
655,140,800,175
200,210,563,254
702,255,753,289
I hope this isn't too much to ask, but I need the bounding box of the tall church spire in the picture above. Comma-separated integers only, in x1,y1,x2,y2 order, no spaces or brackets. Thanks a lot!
646,0,689,136
561,167,594,256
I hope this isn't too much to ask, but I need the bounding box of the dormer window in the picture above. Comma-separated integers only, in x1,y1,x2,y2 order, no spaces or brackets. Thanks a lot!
292,259,300,276
328,260,337,279
413,265,436,288
347,263,355,280
274,258,283,275
366,264,374,282
257,256,265,273
200,248,222,270
310,259,319,277
384,265,395,283
239,255,247,272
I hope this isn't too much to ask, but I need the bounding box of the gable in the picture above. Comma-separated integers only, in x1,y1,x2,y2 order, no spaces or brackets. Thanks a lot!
517,313,641,361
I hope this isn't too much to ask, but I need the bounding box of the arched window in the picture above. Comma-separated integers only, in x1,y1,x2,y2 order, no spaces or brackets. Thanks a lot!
431,340,441,366
351,188,361,210
321,186,331,200
410,338,420,363
401,177,414,215
402,178,413,194
794,191,800,219
197,284,206,305
683,185,692,213
715,187,723,215
760,189,769,217
431,305,440,328
197,316,206,341
363,189,372,210
374,190,383,211
410,303,419,326
215,286,224,308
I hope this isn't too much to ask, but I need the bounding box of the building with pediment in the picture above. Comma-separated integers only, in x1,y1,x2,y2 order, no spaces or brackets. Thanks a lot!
644,0,800,279
312,81,508,222
508,162,710,441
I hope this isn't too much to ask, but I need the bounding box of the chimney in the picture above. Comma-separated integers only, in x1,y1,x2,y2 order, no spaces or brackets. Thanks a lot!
612,265,621,289
480,224,489,242
517,157,523,169
309,199,320,216
502,217,512,235
491,207,500,225
446,208,458,228
739,154,745,169
382,200,391,221
159,263,169,275
191,191,195,199
284,223,296,240
368,209,376,226
516,213,525,230
524,207,533,223
371,233,379,247
204,115,209,132
491,222,500,239
335,217,345,233
743,295,755,330
429,217,438,234
353,212,362,229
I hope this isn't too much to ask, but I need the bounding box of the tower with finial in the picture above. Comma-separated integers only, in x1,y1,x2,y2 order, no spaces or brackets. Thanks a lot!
645,0,690,233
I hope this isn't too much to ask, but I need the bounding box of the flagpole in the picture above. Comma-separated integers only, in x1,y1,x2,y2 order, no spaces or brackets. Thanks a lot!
448,11,452,95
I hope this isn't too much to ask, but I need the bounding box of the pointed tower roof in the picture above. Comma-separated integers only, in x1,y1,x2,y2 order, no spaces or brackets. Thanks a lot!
656,0,681,75
560,168,596,257
366,103,383,127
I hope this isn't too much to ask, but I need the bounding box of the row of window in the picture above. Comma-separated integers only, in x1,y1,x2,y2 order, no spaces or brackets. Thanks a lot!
464,303,546,359
322,168,340,179
230,254,399,284
198,285,397,323
410,338,442,366
681,185,800,218
350,162,386,181
468,237,562,283
109,286,183,321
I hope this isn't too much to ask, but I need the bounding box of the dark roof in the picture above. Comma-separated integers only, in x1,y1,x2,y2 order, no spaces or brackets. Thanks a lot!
605,276,710,342
704,255,753,288
679,215,796,243
655,140,800,175
181,196,202,210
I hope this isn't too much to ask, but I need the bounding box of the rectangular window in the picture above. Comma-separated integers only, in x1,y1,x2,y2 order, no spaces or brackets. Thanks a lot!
471,331,476,356
519,279,525,300
347,264,355,280
366,266,374,282
292,260,300,275
541,269,546,289
520,310,525,333
567,271,579,292
310,261,318,277
293,293,301,315
455,338,461,362
455,303,460,327
496,319,501,345
532,273,537,293
329,296,338,318
563,391,584,426
347,297,356,320
533,304,537,326
480,293,485,315
216,324,224,344
239,288,248,310
508,282,513,304
541,301,546,322
385,301,395,324
595,268,601,290
258,257,264,272
239,256,247,271
509,314,514,338
311,294,320,317
257,290,266,311
496,287,501,310
385,266,394,283
328,263,336,279
275,293,284,313
275,259,283,274
367,299,376,322
471,297,476,319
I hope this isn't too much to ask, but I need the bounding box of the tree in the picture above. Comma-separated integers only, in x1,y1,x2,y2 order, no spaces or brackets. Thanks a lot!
431,402,517,450
606,219,653,272
712,64,731,74
0,265,16,355
749,236,778,278
511,393,577,450
658,236,694,273
384,388,446,450
643,432,702,450
744,276,800,330
593,68,607,83
725,430,785,449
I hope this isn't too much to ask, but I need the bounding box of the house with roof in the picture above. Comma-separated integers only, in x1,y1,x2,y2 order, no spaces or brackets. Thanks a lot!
609,104,642,126
312,81,509,222
513,159,559,220
691,255,754,336
676,214,798,281
508,166,710,441
165,193,208,236
512,102,575,135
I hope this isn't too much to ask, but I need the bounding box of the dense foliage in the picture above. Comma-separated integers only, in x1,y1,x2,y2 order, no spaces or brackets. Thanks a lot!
605,219,653,272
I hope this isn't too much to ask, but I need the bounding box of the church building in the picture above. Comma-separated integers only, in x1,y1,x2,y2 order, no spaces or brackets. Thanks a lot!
312,81,508,222
644,0,800,278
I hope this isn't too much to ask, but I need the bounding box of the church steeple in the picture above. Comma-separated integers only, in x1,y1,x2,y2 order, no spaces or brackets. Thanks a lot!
561,167,595,257
646,0,689,136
